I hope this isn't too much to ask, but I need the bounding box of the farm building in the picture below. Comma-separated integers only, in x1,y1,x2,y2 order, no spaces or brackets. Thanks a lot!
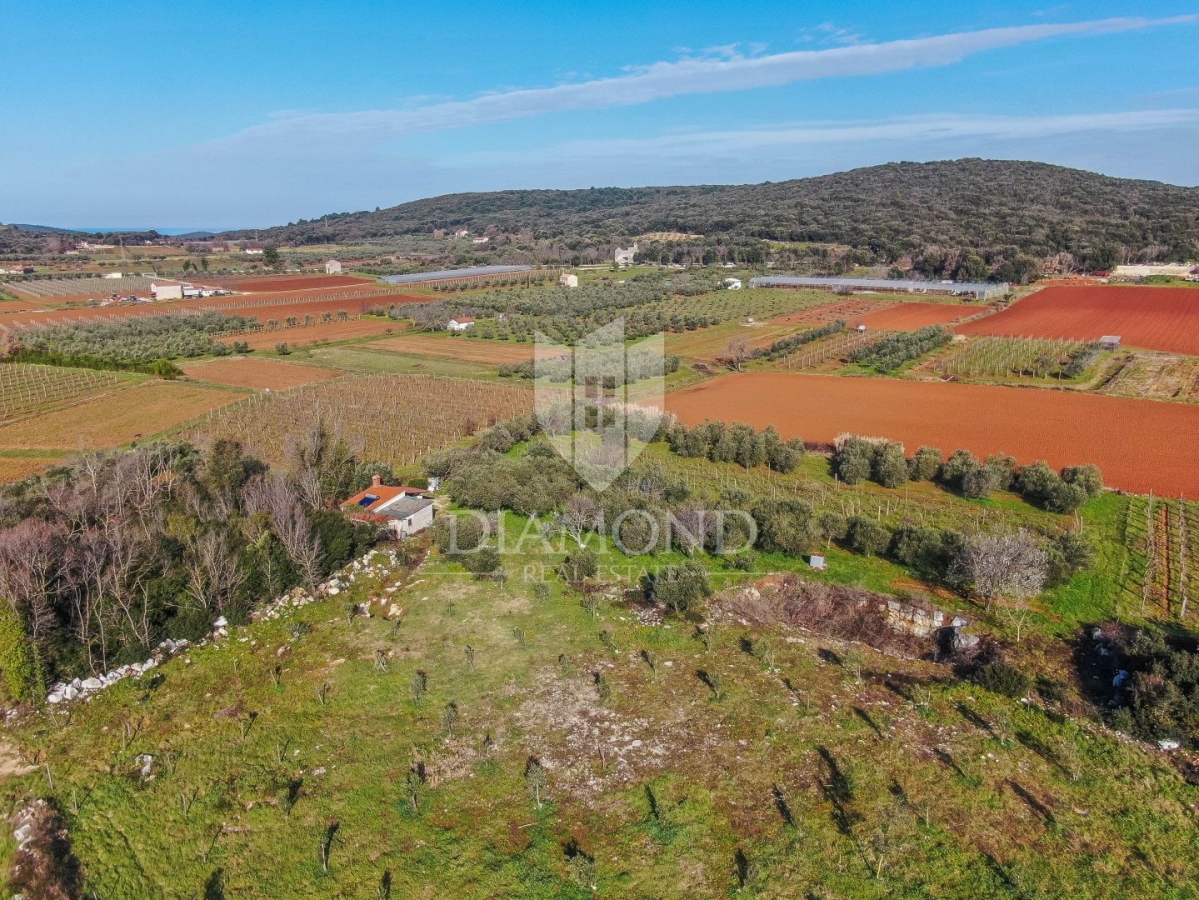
381,265,534,289
448,316,476,332
614,244,639,266
724,278,743,290
1099,335,1122,351
454,228,470,238
749,275,1009,301
244,247,264,255
150,281,183,301
559,273,579,288
342,476,434,538
325,260,343,275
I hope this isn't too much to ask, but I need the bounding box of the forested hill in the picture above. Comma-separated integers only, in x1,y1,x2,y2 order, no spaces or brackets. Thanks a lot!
232,159,1199,261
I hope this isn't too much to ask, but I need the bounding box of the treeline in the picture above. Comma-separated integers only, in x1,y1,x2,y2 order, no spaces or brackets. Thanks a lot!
0,425,395,701
422,425,1091,607
848,326,951,372
6,313,257,370
832,435,1103,512
220,161,1199,273
666,421,805,473
761,320,845,360
500,351,682,382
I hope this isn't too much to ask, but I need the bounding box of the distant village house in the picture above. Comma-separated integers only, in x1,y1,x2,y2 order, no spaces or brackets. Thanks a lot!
325,259,343,275
559,273,579,288
447,316,476,332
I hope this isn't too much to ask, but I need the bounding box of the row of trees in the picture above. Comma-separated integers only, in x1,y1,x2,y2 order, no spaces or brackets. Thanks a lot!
6,313,257,370
0,424,392,701
422,424,1092,618
847,326,951,373
832,435,1103,512
666,421,805,474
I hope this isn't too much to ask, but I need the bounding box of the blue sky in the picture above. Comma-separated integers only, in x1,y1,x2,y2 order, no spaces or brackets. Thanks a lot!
4,1,1198,229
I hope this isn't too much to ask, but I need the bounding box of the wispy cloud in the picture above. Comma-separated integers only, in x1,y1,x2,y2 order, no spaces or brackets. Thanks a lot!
206,15,1197,153
470,109,1199,163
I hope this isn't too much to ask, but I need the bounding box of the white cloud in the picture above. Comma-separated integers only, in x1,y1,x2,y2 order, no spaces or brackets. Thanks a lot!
203,15,1197,153
467,109,1199,163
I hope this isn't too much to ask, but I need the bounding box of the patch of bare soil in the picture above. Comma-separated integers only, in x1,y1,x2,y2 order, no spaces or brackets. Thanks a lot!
511,666,719,802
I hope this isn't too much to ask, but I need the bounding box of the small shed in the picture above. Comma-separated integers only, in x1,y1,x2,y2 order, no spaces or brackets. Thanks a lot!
150,281,183,301
559,273,579,288
325,259,343,275
809,553,826,571
1099,335,1122,351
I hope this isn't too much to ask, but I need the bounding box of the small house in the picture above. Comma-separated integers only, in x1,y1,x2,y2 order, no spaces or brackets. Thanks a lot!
325,259,343,275
454,228,470,238
244,247,264,255
447,316,476,332
1099,335,1122,351
559,273,579,288
342,475,435,538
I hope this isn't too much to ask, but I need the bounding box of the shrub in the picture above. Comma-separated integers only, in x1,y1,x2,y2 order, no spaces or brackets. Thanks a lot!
643,563,712,615
983,453,1019,490
0,603,42,704
432,515,486,554
973,660,1031,698
559,547,599,585
275,342,290,355
147,358,183,379
961,465,1001,500
940,449,981,489
833,436,874,485
1062,463,1104,498
847,517,891,556
907,446,942,481
1017,461,1089,513
889,525,960,579
871,441,908,488
752,499,817,556
818,510,849,547
461,547,501,576
1046,532,1095,586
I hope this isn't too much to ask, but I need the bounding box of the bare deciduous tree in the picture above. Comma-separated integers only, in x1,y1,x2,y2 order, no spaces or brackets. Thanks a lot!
951,530,1048,611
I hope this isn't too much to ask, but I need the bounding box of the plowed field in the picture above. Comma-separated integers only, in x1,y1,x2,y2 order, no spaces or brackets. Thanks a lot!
220,319,406,350
856,302,981,330
211,275,376,292
665,372,1199,496
181,358,342,390
957,286,1199,354
368,334,534,364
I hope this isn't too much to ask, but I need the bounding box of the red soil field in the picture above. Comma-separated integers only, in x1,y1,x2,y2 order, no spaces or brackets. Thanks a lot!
769,299,892,326
856,302,981,330
210,275,376,292
665,372,1199,497
220,319,407,350
181,358,342,390
957,286,1199,355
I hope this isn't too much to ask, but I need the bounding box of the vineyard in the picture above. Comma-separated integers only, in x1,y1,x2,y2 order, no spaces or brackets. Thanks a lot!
773,329,884,369
185,374,535,469
1115,494,1199,620
931,336,1101,380
0,363,123,421
1,275,157,299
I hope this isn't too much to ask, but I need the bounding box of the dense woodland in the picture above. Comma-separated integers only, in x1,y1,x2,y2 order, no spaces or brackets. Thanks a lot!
221,160,1199,269
0,426,392,700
